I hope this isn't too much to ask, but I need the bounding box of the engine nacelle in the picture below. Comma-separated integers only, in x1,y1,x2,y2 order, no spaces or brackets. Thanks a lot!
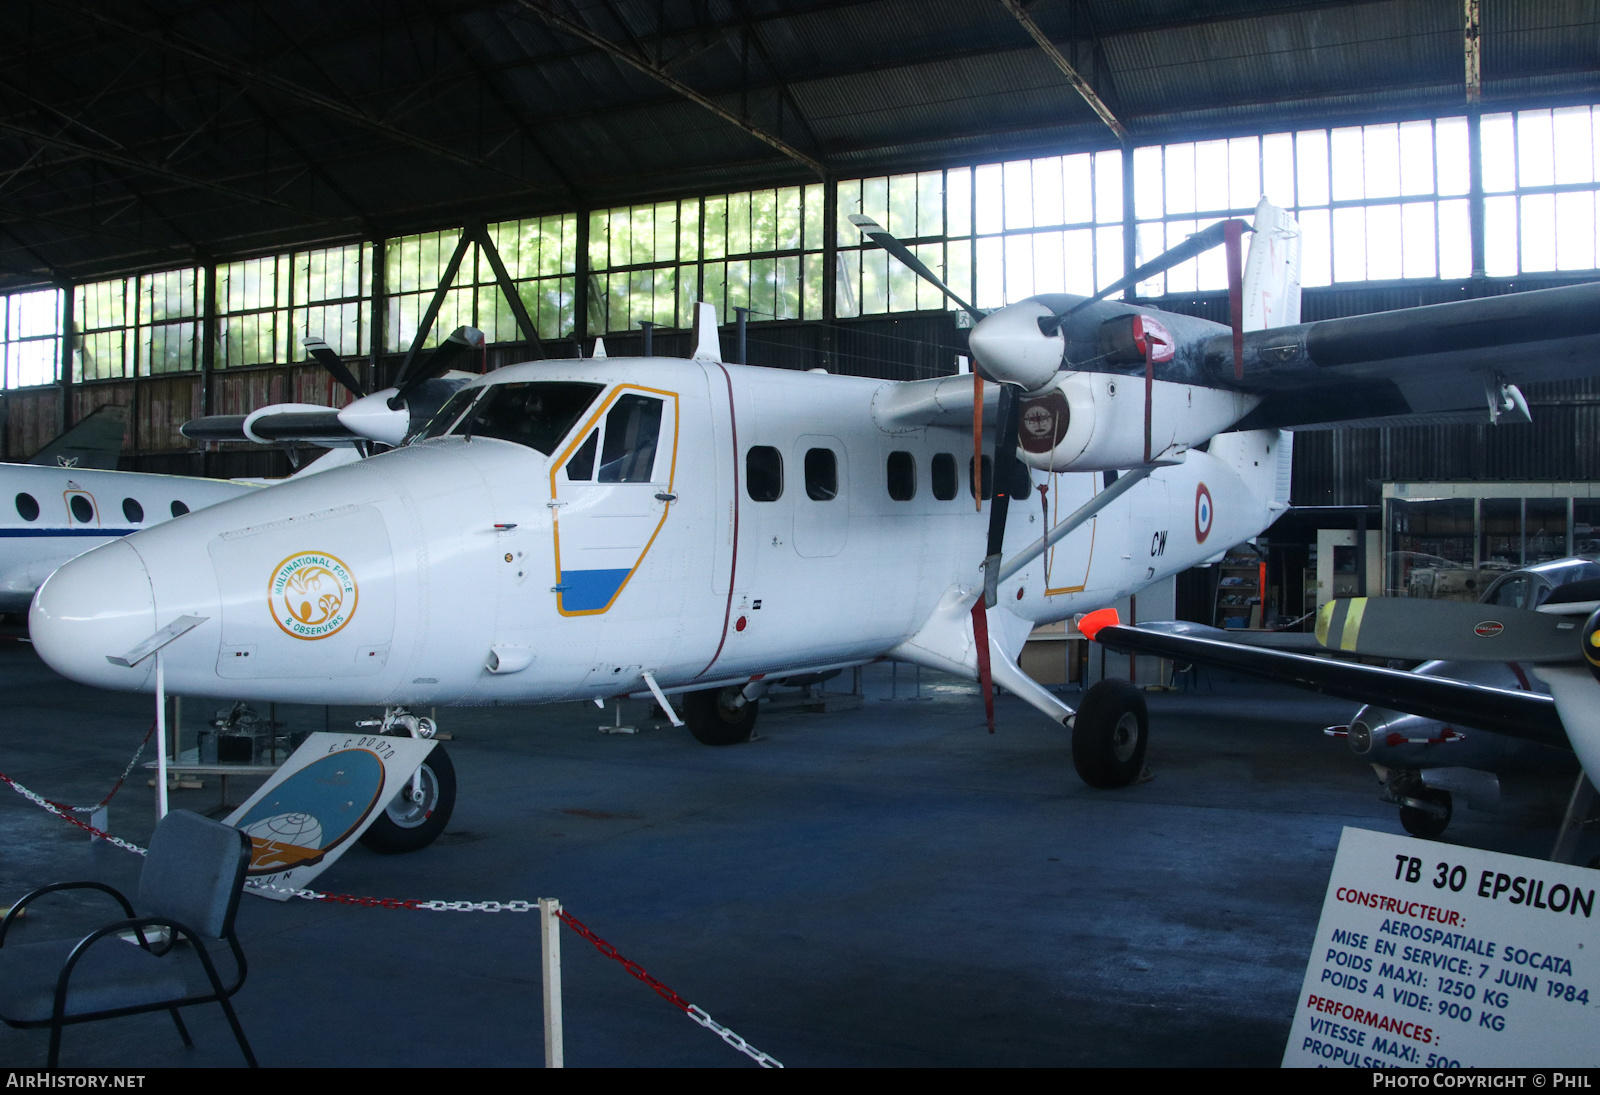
1016,372,1261,472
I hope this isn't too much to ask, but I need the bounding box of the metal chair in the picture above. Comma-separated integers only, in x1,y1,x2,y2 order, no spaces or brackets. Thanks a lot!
0,809,258,1067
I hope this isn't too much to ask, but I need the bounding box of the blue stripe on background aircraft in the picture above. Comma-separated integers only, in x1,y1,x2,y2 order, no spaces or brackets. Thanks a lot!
23,201,1600,852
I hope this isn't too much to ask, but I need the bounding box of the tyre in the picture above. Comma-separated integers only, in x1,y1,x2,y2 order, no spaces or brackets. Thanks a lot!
1398,788,1452,838
1071,679,1148,789
683,687,758,746
359,742,456,854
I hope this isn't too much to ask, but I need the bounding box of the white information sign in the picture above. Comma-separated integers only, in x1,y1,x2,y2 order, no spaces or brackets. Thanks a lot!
224,731,435,901
1283,827,1600,1068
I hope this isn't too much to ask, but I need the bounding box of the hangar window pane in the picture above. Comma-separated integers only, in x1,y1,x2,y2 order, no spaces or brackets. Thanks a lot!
2,289,62,388
589,186,823,334
931,453,957,500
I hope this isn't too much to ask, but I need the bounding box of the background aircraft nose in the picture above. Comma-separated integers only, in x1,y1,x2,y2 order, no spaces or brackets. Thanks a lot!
30,541,158,689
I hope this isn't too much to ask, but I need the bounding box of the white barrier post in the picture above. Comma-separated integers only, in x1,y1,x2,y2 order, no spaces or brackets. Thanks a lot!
539,897,564,1068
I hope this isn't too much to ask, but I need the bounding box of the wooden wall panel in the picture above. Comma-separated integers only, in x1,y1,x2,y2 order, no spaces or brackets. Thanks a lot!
3,387,61,460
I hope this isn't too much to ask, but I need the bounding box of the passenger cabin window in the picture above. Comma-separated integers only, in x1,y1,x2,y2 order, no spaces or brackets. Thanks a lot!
69,495,94,523
122,498,144,523
931,454,957,501
452,382,604,455
15,493,38,522
747,446,783,501
565,431,599,480
805,448,838,501
170,501,189,517
969,455,993,500
886,451,916,501
597,394,663,482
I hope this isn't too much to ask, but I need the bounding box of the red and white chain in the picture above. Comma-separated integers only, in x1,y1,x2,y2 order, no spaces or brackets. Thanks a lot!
0,770,149,857
11,762,783,1067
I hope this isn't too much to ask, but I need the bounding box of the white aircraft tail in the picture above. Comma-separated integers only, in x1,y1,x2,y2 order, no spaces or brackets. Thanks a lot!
1208,428,1294,513
1242,199,1302,331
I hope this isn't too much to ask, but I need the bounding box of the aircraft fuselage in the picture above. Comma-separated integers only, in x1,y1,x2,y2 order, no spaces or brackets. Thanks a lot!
30,358,1288,710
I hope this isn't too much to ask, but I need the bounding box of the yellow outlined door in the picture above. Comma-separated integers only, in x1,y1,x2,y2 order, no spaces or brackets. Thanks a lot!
549,385,679,616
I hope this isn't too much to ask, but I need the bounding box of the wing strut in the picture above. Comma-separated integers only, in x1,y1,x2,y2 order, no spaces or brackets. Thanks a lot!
997,465,1156,585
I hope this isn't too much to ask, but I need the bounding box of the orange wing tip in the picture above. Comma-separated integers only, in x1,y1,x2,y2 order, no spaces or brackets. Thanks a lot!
1076,608,1121,641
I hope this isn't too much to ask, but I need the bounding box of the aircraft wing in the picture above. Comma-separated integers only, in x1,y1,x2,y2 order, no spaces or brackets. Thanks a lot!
1209,281,1600,429
1085,620,1569,749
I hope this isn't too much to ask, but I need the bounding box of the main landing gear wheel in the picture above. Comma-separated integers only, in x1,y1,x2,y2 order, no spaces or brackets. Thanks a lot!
683,686,758,746
360,743,457,854
1071,679,1149,789
1398,787,1452,839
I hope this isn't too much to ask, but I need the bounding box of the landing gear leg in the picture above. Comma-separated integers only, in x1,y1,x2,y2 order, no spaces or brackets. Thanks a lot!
358,707,457,854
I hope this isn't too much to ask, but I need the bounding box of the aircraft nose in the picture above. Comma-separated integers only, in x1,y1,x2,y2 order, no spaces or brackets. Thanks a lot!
30,541,159,689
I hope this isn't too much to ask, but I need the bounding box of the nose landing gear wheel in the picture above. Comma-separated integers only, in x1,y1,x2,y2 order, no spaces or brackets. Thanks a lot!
360,743,456,854
1071,679,1149,789
683,686,758,746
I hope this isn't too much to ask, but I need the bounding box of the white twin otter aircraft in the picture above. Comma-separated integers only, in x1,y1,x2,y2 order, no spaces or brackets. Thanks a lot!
28,201,1600,825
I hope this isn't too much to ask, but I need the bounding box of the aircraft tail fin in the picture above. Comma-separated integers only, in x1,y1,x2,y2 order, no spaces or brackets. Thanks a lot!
1210,427,1293,513
1242,199,1302,331
691,301,723,363
27,405,130,470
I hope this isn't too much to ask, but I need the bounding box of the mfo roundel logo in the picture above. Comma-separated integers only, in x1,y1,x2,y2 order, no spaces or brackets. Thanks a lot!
1194,483,1214,544
269,551,358,640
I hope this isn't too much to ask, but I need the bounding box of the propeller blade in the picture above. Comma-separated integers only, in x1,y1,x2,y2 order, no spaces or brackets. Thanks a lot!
972,600,996,734
302,336,366,399
981,385,1025,608
388,326,484,410
848,214,985,324
1316,596,1582,664
1046,218,1251,332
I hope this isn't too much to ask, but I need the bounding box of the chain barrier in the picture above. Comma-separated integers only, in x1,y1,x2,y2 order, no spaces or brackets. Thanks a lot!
0,769,149,856
556,909,784,1069
9,768,782,1066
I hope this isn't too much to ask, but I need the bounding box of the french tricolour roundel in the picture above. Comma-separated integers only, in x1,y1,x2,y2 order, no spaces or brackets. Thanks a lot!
1195,483,1214,544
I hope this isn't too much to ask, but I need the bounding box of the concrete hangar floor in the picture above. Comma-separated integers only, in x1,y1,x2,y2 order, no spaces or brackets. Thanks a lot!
0,643,1586,1068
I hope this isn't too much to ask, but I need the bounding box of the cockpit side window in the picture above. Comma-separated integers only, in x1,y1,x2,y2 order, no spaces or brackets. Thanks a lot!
1486,575,1531,608
451,382,604,455
566,431,599,480
597,394,663,483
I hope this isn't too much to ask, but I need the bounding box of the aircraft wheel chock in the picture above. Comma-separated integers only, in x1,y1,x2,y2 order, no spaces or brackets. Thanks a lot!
1071,679,1148,789
360,742,457,854
684,687,758,746
1398,787,1452,839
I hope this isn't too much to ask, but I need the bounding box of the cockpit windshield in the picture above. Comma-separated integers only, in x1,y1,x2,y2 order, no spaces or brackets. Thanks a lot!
423,382,603,455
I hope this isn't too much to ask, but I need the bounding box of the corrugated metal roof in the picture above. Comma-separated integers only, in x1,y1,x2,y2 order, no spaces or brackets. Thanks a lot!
4,0,1600,290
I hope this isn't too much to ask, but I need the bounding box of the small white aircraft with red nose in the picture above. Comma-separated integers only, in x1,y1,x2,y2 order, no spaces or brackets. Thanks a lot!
28,201,1600,849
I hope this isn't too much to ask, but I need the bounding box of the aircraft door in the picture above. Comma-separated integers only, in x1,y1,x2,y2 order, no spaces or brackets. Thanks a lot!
792,434,848,558
550,385,679,615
